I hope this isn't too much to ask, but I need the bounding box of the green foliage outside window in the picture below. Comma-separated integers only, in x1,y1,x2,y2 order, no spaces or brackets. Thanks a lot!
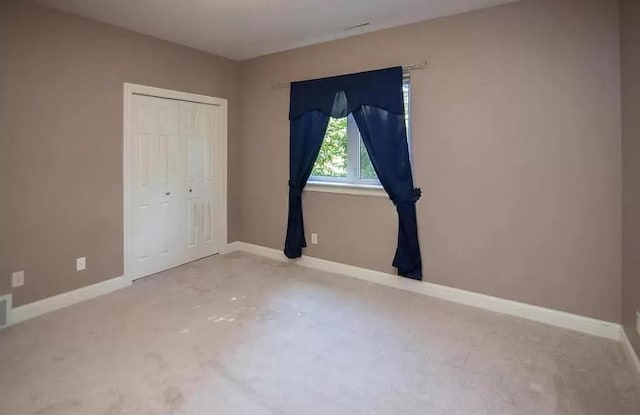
312,117,348,177
311,116,379,180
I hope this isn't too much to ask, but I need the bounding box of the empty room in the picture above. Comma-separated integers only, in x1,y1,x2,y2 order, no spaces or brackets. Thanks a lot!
1,0,640,413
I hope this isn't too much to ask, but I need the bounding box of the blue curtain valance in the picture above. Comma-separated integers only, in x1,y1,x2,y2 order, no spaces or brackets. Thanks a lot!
289,66,405,120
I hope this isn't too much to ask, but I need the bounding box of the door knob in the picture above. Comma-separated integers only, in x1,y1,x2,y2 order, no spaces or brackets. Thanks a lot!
188,188,193,193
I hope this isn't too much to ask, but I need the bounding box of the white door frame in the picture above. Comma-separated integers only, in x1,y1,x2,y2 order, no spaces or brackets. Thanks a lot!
122,83,228,285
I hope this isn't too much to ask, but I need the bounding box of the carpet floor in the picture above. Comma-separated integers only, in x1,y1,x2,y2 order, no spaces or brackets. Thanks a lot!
0,251,639,415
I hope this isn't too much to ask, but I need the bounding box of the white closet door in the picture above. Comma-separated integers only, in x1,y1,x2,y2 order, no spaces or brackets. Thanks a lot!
181,101,220,262
128,94,221,281
130,95,184,279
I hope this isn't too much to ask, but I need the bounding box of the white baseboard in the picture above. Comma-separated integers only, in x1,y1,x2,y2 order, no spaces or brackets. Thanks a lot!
225,241,622,341
622,329,640,377
11,276,130,325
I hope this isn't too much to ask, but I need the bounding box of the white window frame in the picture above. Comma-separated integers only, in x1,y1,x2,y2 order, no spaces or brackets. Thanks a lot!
307,74,411,197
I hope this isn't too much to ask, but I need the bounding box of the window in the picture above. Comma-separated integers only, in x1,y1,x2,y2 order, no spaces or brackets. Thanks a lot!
309,76,411,190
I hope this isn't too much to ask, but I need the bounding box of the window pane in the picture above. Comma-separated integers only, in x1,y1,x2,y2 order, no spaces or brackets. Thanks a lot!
359,139,377,180
312,117,348,177
313,78,409,184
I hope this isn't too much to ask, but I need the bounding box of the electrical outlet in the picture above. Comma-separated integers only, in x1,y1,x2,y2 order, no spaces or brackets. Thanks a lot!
12,271,24,288
76,257,86,272
311,233,318,244
636,311,640,337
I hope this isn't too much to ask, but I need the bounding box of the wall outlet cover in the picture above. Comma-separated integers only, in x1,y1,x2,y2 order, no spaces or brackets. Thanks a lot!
311,233,318,245
636,311,640,337
76,257,86,272
11,271,24,288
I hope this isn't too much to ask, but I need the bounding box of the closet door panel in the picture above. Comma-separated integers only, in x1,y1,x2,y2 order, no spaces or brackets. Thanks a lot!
130,95,182,280
180,102,219,261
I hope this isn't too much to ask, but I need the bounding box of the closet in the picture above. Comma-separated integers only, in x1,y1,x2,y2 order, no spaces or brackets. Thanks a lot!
126,90,226,281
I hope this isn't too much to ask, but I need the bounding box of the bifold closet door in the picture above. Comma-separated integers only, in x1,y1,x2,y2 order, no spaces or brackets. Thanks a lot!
129,95,220,281
181,101,220,263
130,94,184,279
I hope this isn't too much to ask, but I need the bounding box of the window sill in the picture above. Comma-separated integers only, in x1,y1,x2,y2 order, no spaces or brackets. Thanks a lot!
306,181,387,197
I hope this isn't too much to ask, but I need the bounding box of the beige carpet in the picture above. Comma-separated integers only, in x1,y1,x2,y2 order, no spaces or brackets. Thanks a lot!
0,251,638,415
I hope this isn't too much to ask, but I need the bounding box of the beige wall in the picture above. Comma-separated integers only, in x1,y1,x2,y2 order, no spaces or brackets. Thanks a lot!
621,0,640,357
238,0,622,322
0,0,241,306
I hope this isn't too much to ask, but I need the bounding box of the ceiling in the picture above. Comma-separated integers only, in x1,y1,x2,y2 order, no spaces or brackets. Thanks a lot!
35,0,518,60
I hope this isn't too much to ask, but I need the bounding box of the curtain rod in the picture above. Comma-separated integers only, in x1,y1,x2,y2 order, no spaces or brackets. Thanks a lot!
270,60,427,89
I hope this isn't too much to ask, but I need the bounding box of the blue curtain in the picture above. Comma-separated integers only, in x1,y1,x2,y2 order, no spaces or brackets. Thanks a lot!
284,111,330,258
285,66,422,279
352,106,422,279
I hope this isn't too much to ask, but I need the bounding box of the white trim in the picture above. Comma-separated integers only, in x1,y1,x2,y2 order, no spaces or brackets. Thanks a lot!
0,294,12,329
224,241,622,340
306,181,387,198
622,329,640,377
11,276,129,325
123,83,228,285
124,83,228,106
